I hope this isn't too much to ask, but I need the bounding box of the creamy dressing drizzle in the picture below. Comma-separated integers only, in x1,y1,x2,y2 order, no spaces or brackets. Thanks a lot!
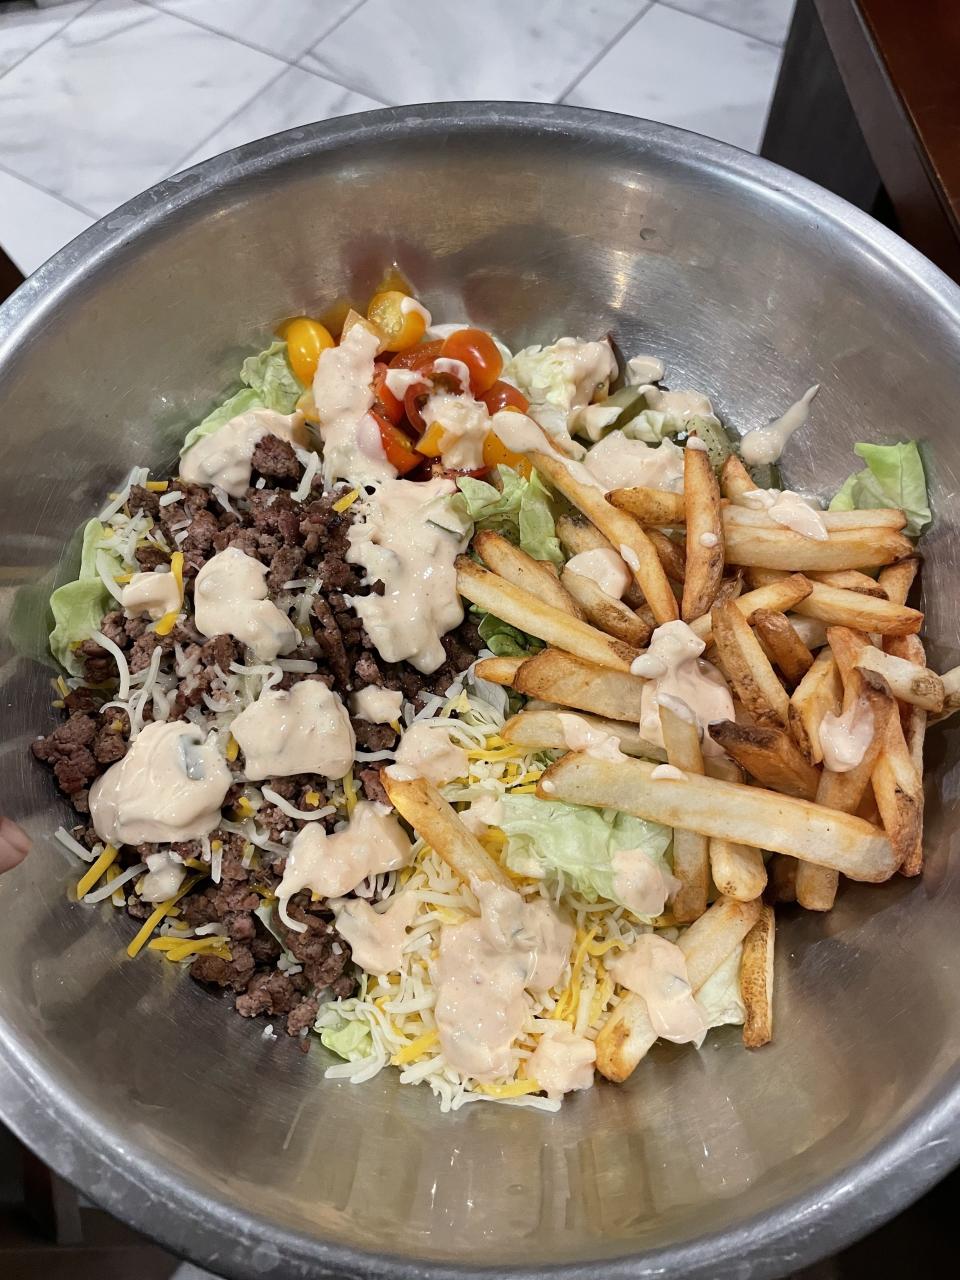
431,357,471,392
563,548,632,600
651,763,686,781
419,390,490,469
557,712,625,761
312,324,395,487
140,849,186,904
393,721,468,784
631,620,735,757
179,408,305,498
583,435,685,493
640,386,714,422
739,385,820,466
742,487,828,540
230,680,354,780
121,569,179,621
608,934,708,1045
611,847,680,917
460,791,505,835
507,337,617,450
90,720,230,846
351,686,403,724
434,881,574,1080
346,477,468,673
820,696,875,772
625,354,666,385
383,367,424,400
277,801,412,930
193,547,299,662
331,892,417,975
526,1024,596,1099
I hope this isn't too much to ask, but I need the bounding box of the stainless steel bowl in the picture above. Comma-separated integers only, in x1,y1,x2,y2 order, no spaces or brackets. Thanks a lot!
1,103,959,1280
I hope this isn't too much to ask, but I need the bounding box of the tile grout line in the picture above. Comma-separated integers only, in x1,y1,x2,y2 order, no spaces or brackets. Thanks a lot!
555,0,656,102
0,157,98,219
0,0,97,84
138,0,371,71
655,0,786,51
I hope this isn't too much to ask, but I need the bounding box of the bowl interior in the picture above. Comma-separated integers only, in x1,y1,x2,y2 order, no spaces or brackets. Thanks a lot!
1,106,960,1280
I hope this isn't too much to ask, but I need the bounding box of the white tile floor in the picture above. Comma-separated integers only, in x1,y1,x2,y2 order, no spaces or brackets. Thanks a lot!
0,0,793,275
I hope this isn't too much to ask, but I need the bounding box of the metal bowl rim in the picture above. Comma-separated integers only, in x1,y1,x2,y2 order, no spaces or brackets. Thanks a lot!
1,100,958,1280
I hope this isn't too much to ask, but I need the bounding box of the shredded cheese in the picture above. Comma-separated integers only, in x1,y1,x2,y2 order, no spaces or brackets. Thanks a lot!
126,875,203,958
153,550,184,637
145,480,168,492
76,844,119,899
476,1079,543,1098
225,734,239,762
391,1028,440,1065
342,769,358,816
332,487,360,513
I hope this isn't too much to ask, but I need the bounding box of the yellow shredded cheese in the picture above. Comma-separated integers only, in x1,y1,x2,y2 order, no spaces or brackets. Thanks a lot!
390,1029,440,1066
76,844,119,899
145,480,169,492
149,936,231,963
56,676,69,698
225,735,239,762
126,875,203,958
233,796,255,820
476,1079,542,1099
153,550,185,637
183,858,206,871
553,928,596,1023
332,487,360,513
106,864,126,908
113,572,133,584
304,789,321,806
343,769,358,816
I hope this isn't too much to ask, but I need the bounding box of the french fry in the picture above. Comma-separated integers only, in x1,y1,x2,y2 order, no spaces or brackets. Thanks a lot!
473,655,524,686
556,516,643,609
380,771,511,889
788,648,842,763
561,568,653,648
596,896,761,1081
872,712,924,873
877,555,920,607
769,854,798,903
455,558,640,671
501,708,666,761
810,569,888,598
750,570,923,636
608,486,685,525
688,574,812,645
721,454,756,500
884,632,927,874
681,440,724,622
750,609,814,685
933,664,960,722
537,752,898,882
855,645,944,712
658,701,708,922
710,839,767,902
708,720,820,799
646,527,686,583
529,451,679,623
711,600,790,727
724,524,914,572
740,905,775,1048
512,649,646,722
785,615,828,651
723,506,905,532
473,530,584,618
715,570,745,606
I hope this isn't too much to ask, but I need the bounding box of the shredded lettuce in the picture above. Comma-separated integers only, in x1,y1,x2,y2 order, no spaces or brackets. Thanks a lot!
314,1004,374,1060
180,342,300,455
453,465,562,566
48,518,120,674
499,794,672,916
476,612,542,658
829,441,930,537
696,944,745,1029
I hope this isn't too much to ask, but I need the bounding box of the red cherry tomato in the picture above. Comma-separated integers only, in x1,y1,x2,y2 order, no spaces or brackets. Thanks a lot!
388,340,443,372
373,410,421,475
372,363,403,424
440,328,503,395
480,379,529,414
403,380,431,434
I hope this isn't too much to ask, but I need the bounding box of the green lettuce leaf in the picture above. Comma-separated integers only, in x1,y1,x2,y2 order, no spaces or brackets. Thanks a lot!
315,1006,373,1060
179,342,300,455
499,793,672,916
239,340,301,412
476,612,542,658
454,465,562,565
829,441,930,537
48,518,120,674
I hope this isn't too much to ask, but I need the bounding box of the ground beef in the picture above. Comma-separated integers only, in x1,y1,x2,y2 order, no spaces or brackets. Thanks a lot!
93,723,127,764
212,524,261,557
353,720,397,752
201,633,238,671
267,545,305,592
128,632,173,674
181,509,220,555
128,484,161,518
235,970,303,1018
189,945,256,993
359,767,390,806
311,594,351,690
252,434,300,481
134,544,169,571
280,899,354,992
99,610,128,647
31,713,100,796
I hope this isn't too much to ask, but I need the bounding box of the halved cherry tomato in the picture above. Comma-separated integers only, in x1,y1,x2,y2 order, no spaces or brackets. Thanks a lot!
367,290,428,352
480,379,529,414
388,339,443,372
482,431,532,478
373,410,421,475
404,381,431,434
440,328,502,395
372,363,403,425
283,316,335,386
416,421,448,457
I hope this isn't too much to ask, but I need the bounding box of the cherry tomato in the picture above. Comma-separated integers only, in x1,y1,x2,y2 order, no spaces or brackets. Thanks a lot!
373,410,421,475
367,290,428,352
372,363,403,424
440,328,503,395
480,380,529,414
416,421,447,457
283,316,334,386
482,431,532,478
388,339,443,372
404,381,431,434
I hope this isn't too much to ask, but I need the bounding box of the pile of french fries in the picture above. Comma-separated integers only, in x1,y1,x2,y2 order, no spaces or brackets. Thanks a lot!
382,439,956,1089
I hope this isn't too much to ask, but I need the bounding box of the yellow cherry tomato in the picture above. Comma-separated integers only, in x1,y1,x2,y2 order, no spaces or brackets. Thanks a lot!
482,429,532,477
367,290,427,352
416,421,448,458
284,316,334,386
